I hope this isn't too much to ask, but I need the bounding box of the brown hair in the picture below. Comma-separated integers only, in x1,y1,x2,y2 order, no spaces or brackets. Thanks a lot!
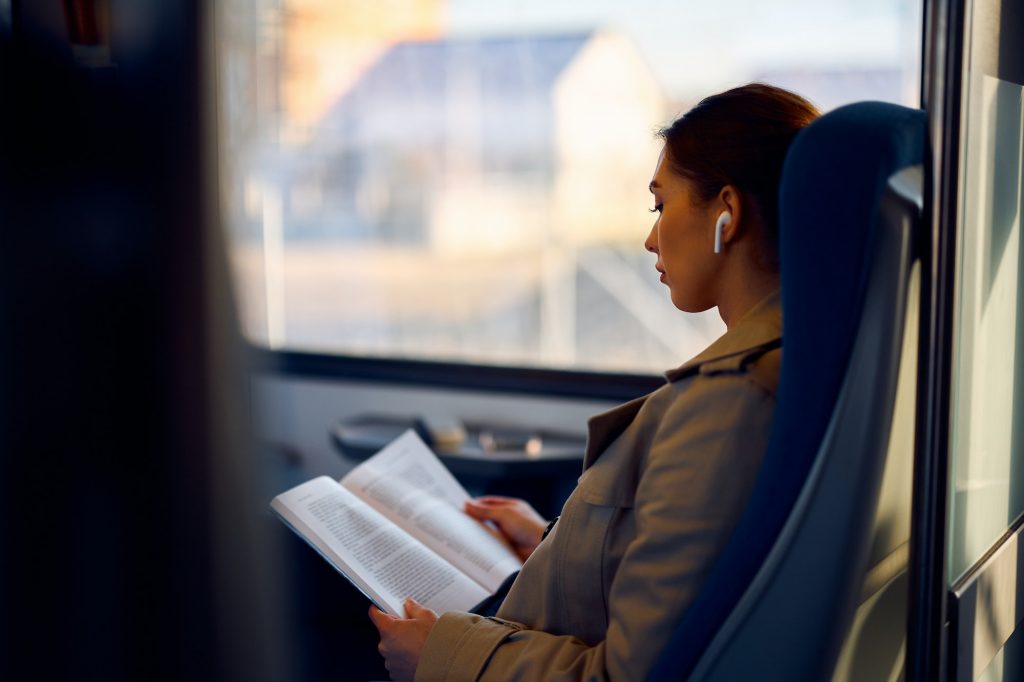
658,83,820,267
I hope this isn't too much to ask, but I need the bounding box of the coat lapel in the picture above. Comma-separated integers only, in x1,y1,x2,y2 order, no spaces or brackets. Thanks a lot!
583,395,648,470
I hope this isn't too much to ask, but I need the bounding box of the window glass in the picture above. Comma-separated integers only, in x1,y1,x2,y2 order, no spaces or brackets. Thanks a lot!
218,0,921,373
947,69,1024,581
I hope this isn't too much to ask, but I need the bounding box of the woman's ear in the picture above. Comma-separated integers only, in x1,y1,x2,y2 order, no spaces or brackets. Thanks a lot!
716,185,743,248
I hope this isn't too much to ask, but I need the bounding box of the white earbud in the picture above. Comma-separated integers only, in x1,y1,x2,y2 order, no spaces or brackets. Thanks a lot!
714,211,732,254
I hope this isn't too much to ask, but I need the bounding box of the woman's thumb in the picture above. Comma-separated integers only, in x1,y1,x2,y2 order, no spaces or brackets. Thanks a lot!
404,597,432,618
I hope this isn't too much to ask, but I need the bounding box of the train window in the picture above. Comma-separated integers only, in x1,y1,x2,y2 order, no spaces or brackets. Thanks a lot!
946,40,1024,581
216,0,922,373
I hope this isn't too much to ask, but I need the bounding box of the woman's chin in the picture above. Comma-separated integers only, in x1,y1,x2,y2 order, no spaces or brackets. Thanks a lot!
670,293,714,314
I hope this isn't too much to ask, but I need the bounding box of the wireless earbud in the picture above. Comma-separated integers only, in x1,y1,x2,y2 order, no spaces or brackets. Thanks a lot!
714,211,732,254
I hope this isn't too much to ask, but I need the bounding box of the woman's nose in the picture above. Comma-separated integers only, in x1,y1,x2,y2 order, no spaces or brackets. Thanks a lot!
644,229,658,253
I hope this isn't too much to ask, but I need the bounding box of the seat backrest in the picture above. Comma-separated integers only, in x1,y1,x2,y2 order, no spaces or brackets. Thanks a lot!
647,102,926,681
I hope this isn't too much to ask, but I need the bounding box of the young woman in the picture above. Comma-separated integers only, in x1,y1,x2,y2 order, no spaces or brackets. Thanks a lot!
369,83,820,682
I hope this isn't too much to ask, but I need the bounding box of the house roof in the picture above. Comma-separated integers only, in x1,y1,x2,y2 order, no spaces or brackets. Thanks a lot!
316,32,594,146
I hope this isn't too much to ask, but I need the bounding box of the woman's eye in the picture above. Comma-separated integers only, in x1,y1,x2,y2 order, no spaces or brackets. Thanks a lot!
649,203,663,214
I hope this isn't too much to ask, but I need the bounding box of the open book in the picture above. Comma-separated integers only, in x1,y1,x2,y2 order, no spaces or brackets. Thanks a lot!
271,430,523,616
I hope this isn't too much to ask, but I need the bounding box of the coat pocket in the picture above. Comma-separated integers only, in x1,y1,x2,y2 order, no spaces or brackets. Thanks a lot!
556,475,636,642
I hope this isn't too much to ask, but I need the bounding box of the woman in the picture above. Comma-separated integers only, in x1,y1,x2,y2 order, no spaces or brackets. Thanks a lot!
369,83,820,681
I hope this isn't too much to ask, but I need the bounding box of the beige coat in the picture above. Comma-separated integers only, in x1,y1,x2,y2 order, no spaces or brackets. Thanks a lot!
416,291,783,682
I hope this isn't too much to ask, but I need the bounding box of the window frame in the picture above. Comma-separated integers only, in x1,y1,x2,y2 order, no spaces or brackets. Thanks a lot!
251,345,666,401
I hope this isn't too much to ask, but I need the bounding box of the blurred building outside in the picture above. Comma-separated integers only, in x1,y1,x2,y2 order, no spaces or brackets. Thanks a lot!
219,0,919,373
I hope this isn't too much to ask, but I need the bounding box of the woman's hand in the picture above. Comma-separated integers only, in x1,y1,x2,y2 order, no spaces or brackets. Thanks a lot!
465,496,547,562
368,598,438,682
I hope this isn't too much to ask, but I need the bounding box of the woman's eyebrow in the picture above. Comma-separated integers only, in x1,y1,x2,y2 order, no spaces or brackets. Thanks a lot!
649,180,660,192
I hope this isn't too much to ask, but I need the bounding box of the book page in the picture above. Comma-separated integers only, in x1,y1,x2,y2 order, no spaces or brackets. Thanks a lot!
271,476,489,616
341,431,523,593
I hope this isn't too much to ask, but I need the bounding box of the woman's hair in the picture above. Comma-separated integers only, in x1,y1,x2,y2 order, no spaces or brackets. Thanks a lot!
658,83,820,267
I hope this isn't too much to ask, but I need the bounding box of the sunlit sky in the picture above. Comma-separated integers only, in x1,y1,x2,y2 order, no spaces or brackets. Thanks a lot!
447,0,921,100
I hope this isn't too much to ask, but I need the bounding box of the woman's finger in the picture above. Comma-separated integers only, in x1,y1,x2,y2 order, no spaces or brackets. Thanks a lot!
464,500,505,521
473,495,519,506
368,605,395,630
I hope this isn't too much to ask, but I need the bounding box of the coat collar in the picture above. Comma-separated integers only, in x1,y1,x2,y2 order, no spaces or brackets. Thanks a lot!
582,288,782,470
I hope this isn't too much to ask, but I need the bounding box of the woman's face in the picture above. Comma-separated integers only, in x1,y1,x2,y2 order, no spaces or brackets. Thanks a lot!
644,148,720,312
